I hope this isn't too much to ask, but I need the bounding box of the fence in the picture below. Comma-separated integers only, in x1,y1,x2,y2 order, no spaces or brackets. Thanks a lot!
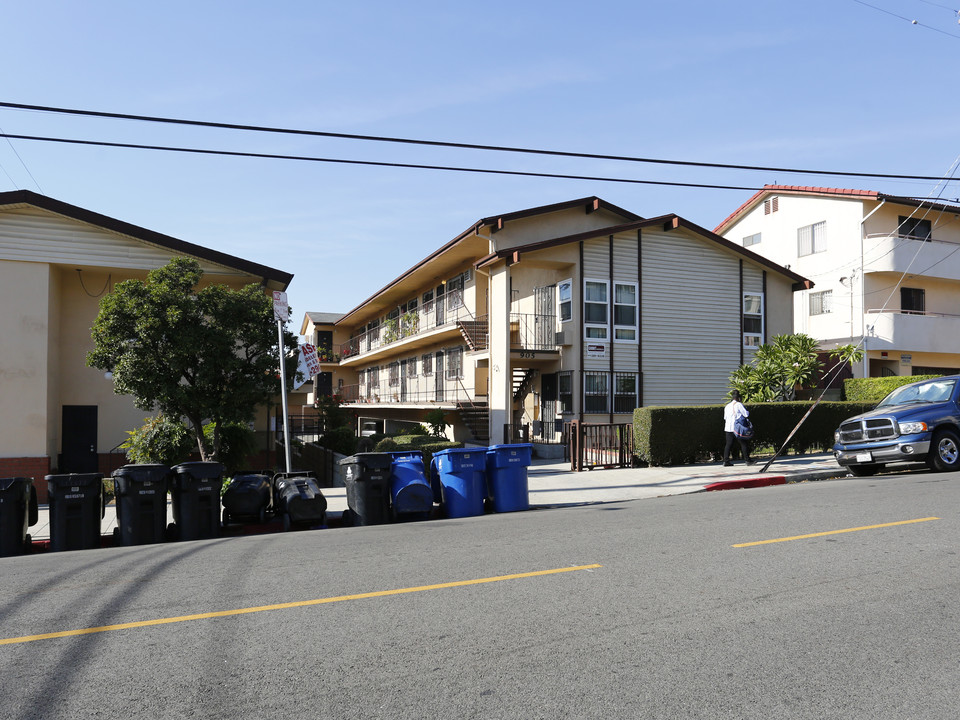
568,421,635,471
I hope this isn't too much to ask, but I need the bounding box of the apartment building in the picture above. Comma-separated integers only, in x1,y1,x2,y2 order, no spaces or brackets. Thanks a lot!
715,185,960,378
313,197,809,450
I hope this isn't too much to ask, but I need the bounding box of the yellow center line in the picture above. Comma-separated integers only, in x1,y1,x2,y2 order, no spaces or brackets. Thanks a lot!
0,563,602,646
733,517,940,547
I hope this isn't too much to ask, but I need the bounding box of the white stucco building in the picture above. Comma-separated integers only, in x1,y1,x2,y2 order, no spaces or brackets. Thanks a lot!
715,185,960,378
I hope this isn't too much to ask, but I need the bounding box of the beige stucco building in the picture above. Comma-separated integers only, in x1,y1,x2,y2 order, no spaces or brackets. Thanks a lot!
715,185,960,378
0,191,292,497
307,197,810,451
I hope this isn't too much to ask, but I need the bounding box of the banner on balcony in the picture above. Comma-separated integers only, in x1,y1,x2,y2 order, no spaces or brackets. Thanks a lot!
294,343,321,390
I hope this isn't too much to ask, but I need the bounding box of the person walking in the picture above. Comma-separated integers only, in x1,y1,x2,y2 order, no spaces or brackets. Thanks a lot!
722,390,754,466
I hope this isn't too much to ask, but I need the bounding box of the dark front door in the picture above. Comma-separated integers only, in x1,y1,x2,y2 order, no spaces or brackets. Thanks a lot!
316,372,333,398
61,405,99,473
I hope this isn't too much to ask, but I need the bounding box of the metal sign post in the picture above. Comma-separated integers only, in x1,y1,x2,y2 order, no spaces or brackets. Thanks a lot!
273,291,293,474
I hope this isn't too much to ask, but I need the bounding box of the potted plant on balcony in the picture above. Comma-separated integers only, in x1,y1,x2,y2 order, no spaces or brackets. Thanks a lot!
383,317,400,344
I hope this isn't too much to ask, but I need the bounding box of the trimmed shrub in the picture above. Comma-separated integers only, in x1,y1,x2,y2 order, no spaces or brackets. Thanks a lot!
633,401,876,466
844,374,943,403
374,437,400,451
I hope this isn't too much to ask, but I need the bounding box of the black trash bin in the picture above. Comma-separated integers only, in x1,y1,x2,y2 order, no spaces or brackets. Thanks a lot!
46,473,105,552
170,462,223,541
222,473,272,525
0,477,38,557
272,472,326,531
111,464,171,546
338,453,392,526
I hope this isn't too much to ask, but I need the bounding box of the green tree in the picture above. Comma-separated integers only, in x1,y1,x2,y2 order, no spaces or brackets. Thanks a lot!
729,333,822,402
121,413,195,466
87,257,298,462
426,408,448,437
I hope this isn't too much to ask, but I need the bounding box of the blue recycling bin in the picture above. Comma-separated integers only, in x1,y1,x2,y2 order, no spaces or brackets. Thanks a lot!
384,451,433,519
432,449,486,518
485,444,532,513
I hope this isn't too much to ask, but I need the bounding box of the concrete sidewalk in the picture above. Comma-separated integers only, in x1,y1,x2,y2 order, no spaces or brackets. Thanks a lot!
25,452,848,542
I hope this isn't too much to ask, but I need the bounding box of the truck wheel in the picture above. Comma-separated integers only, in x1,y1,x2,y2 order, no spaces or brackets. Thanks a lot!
928,429,960,472
849,464,880,477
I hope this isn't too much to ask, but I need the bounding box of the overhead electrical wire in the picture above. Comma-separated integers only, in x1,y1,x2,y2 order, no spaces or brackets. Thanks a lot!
0,100,958,185
852,0,960,38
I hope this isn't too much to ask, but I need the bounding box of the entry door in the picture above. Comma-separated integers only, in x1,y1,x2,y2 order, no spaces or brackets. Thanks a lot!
61,405,99,473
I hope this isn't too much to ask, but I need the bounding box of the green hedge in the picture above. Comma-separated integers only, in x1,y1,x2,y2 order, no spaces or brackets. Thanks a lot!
633,402,876,466
843,374,943,403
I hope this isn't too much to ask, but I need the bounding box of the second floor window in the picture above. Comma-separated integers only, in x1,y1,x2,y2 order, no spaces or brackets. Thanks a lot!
613,283,638,342
899,216,932,241
422,353,433,375
743,292,764,347
446,347,463,379
558,279,572,322
584,279,608,340
810,290,832,316
743,233,761,247
901,287,925,314
798,221,826,257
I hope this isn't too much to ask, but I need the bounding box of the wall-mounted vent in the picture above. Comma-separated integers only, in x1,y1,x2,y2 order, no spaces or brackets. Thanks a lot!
763,196,780,215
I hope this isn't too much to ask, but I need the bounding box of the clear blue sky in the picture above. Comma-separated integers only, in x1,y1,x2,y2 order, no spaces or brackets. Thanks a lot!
2,1,959,332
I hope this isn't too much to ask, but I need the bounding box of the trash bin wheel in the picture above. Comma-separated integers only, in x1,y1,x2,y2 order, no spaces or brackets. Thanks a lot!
222,509,231,526
258,507,267,525
24,533,32,552
341,508,353,527
282,513,292,532
166,522,179,542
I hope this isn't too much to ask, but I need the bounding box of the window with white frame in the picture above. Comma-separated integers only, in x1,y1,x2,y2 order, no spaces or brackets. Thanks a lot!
558,278,572,322
743,233,761,247
797,221,827,256
743,293,764,347
445,347,463,379
584,279,608,340
613,373,638,413
613,282,638,342
809,290,832,316
584,372,609,413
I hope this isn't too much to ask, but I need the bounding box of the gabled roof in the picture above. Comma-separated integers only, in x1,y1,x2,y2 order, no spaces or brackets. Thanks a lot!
0,189,293,289
476,213,812,289
713,184,960,235
335,196,640,325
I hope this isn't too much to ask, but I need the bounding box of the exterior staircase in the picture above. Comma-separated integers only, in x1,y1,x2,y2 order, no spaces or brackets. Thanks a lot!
458,318,489,351
457,400,489,443
513,368,537,401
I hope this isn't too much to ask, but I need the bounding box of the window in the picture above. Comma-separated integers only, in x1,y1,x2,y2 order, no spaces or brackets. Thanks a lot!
369,366,380,389
742,233,761,247
558,279,572,322
446,347,463,379
584,372,609,413
422,353,433,376
584,279,608,340
901,287,925,314
613,282,638,342
388,362,400,387
446,274,464,311
558,371,573,413
797,221,827,256
899,216,932,241
809,290,832,316
614,373,638,413
743,293,764,347
402,357,416,378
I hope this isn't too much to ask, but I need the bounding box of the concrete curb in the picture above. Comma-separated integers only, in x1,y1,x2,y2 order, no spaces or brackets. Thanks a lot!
703,468,850,492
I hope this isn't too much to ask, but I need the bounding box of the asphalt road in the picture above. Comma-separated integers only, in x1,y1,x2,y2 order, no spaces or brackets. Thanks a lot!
1,469,958,719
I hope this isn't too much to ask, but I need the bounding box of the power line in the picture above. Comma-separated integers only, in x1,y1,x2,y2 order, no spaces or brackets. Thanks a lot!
0,131,764,191
0,100,958,184
852,0,960,38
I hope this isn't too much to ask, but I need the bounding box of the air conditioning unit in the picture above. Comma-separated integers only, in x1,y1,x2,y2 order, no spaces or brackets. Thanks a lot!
555,331,571,346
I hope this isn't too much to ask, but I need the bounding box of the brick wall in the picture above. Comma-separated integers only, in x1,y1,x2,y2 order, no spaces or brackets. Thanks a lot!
0,457,51,503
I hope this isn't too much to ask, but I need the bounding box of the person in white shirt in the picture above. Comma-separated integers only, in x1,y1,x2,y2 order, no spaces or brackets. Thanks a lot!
722,390,754,466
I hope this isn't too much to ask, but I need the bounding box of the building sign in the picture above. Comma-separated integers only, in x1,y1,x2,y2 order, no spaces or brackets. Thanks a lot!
900,353,912,366
586,343,607,358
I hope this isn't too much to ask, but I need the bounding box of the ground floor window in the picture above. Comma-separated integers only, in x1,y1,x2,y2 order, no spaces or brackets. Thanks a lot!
584,372,609,413
613,373,638,413
558,371,573,413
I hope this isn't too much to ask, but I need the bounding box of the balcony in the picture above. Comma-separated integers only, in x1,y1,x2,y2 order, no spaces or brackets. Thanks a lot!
866,310,960,354
864,233,960,282
339,292,477,365
339,377,479,406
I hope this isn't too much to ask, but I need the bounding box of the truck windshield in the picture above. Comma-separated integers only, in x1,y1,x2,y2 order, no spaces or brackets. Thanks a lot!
877,379,957,407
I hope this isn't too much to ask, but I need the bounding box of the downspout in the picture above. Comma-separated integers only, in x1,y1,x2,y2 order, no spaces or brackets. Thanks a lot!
859,199,886,378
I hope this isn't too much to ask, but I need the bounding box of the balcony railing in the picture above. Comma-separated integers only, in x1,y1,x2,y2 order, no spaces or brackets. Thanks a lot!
340,292,472,360
864,233,960,281
339,378,478,405
509,313,558,350
865,309,960,354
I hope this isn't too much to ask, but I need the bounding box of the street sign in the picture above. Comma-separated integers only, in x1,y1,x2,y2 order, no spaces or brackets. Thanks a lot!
272,290,289,322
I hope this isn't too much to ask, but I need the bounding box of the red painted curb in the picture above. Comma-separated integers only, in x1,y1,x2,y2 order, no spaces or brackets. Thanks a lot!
704,476,787,492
